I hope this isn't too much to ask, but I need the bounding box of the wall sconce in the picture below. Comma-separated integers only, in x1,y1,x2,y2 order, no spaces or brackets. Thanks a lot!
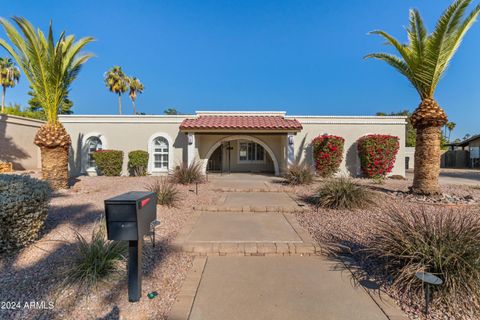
288,135,294,145
188,134,194,145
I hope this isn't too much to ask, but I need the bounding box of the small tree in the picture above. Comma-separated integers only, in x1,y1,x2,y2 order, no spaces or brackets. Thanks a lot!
311,135,345,177
104,66,127,115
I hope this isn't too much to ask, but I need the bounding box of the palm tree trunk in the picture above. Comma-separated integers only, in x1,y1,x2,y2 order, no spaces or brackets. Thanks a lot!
118,94,122,115
1,86,5,113
412,126,442,195
40,146,69,189
132,100,137,115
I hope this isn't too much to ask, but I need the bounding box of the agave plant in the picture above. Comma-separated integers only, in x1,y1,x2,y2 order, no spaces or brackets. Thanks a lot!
0,57,20,113
127,76,144,114
104,66,128,115
0,17,94,189
366,0,480,194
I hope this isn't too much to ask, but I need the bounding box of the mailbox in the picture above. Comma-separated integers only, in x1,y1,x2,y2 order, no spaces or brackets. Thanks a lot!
104,191,157,302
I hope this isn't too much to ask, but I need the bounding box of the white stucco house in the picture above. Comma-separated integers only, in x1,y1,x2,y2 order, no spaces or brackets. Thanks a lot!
59,111,407,177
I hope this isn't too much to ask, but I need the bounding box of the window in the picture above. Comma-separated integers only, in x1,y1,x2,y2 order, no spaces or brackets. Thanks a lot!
153,137,169,170
86,136,102,168
239,142,265,162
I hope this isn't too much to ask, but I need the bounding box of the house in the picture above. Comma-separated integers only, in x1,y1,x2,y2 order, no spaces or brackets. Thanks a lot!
59,111,407,177
443,134,480,168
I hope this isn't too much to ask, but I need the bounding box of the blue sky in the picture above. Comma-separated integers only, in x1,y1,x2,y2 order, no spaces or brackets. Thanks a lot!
1,0,479,139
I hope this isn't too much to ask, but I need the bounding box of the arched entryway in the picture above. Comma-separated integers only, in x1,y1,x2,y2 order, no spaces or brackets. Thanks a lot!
204,135,280,176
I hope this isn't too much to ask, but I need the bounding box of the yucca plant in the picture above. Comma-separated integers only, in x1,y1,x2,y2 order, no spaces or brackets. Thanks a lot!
171,160,204,185
366,0,480,195
64,221,127,291
284,163,314,185
314,178,374,210
0,57,20,113
146,177,179,207
0,17,94,189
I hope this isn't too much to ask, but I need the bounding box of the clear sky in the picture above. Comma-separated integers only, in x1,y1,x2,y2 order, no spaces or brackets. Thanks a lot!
2,0,479,139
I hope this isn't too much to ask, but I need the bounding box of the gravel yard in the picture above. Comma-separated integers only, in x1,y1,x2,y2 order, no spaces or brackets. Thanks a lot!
291,178,480,320
0,175,217,320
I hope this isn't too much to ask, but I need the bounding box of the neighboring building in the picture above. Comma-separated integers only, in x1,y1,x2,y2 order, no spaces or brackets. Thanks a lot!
405,147,415,170
444,134,480,168
59,111,407,177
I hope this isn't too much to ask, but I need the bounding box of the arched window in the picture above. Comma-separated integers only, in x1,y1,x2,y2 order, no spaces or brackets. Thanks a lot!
86,136,103,168
152,137,169,170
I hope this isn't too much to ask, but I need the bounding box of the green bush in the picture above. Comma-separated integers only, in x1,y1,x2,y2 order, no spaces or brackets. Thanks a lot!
0,174,51,252
146,178,179,207
171,160,204,185
64,219,127,291
92,150,123,176
284,163,314,185
314,178,374,210
128,150,149,176
367,207,480,316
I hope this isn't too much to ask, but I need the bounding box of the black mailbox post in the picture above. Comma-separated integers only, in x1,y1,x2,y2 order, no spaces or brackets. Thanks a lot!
104,191,156,302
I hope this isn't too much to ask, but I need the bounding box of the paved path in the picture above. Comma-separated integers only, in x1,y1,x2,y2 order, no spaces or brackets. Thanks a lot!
169,176,406,320
406,168,480,186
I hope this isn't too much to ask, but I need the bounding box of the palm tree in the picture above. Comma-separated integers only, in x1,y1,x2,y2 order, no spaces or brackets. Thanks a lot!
104,66,127,114
0,57,20,113
446,121,456,142
0,17,94,189
127,76,144,114
366,0,480,194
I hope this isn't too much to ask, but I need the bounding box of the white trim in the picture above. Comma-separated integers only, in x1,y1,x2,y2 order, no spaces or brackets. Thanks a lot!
237,140,266,163
81,132,108,174
204,135,280,176
147,132,174,173
196,111,286,116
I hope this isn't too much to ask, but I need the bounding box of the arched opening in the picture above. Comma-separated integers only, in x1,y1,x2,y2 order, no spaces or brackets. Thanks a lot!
204,135,280,176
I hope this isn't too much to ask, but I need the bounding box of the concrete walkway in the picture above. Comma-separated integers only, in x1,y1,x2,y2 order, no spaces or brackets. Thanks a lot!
169,175,406,320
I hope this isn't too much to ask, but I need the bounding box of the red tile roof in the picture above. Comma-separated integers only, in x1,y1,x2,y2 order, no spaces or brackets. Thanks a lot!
180,115,302,131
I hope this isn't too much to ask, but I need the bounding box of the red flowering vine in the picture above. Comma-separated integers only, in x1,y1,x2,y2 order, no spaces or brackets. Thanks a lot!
357,134,399,178
311,135,345,177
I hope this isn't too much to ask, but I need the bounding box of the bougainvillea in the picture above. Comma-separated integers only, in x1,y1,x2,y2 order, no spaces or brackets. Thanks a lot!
311,135,345,177
357,134,399,178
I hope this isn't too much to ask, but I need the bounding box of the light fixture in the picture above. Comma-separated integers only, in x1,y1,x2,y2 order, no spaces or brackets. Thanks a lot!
288,135,294,145
188,134,194,145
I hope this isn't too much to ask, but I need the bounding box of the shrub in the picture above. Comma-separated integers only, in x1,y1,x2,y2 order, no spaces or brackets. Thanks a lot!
171,160,204,185
0,174,51,253
92,150,123,176
367,207,480,315
284,163,314,185
146,178,179,207
64,219,127,291
128,150,149,176
314,177,374,210
311,135,345,177
357,134,399,178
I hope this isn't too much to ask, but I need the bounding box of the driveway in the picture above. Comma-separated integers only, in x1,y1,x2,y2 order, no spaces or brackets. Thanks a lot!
406,168,480,186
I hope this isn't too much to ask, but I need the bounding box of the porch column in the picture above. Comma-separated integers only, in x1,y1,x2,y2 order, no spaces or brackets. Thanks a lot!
287,133,295,167
187,132,196,166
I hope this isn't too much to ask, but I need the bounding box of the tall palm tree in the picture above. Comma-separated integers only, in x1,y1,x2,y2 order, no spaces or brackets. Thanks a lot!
0,17,94,189
104,66,127,114
0,57,20,113
366,0,479,194
446,122,456,142
127,76,144,114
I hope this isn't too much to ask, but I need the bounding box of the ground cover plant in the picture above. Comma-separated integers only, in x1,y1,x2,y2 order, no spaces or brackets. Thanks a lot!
92,150,123,176
128,150,149,176
357,134,399,178
284,163,314,185
313,178,374,210
311,135,344,177
171,160,204,185
147,178,180,207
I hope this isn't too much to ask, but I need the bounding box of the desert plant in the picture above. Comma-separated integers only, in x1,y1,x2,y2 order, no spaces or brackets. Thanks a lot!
146,178,179,207
311,135,345,177
357,134,400,178
284,163,314,185
104,66,128,115
0,17,94,189
314,178,374,210
366,0,480,194
128,150,149,176
367,207,480,316
0,57,20,113
92,150,123,176
171,160,204,185
0,174,51,252
127,76,144,114
64,219,127,291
